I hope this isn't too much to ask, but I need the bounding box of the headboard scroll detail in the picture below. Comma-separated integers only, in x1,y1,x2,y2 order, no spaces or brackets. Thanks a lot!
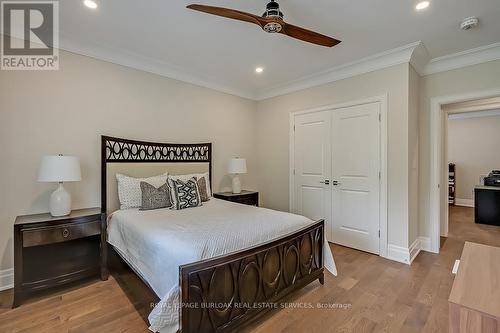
104,137,210,162
101,136,212,213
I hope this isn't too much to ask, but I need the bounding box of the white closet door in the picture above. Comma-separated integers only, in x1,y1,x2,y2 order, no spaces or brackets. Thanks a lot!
331,102,380,254
293,111,333,241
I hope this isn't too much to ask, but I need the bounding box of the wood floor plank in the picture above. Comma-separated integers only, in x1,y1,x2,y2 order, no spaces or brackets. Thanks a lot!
0,206,498,333
373,301,412,333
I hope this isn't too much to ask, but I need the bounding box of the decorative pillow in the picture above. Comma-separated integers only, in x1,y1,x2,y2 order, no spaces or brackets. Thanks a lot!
168,177,202,210
170,172,211,198
116,172,168,209
140,182,172,211
195,177,210,202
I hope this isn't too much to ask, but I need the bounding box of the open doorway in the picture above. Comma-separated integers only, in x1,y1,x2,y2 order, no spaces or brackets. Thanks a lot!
430,93,500,252
446,105,500,233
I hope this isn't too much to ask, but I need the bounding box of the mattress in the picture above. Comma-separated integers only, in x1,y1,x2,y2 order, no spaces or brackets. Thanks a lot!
107,198,337,332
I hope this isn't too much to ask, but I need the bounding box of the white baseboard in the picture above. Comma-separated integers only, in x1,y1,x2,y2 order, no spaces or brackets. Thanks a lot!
387,238,426,265
0,268,14,291
387,243,411,264
419,236,432,252
455,198,474,207
408,238,421,264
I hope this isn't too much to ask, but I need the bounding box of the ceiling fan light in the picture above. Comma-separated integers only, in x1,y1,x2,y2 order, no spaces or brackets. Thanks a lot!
263,22,282,33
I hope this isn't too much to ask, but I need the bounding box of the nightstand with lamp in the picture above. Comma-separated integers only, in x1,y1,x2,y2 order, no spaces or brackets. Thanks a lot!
13,155,107,307
214,158,259,206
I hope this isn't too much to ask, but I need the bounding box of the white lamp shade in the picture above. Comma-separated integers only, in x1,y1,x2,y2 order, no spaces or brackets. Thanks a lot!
38,155,82,182
228,158,247,174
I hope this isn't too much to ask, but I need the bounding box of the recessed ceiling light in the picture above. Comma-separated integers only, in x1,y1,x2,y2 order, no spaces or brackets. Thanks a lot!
84,0,98,9
255,67,264,73
415,1,430,10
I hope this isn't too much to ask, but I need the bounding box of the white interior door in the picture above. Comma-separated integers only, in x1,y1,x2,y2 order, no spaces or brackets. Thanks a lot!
293,111,332,241
331,103,380,254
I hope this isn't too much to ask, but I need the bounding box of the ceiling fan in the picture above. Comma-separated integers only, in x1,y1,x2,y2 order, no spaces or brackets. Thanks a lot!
186,1,341,48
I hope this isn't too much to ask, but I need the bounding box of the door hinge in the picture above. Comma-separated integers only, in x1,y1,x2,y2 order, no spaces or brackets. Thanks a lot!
293,169,295,175
379,171,381,179
378,230,380,238
378,113,381,121
293,125,296,131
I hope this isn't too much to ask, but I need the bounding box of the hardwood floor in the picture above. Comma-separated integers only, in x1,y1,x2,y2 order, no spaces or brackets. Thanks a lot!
1,206,499,333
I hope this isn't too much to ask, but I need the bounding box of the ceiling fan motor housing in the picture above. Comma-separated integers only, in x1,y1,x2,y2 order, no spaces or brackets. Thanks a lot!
262,0,284,33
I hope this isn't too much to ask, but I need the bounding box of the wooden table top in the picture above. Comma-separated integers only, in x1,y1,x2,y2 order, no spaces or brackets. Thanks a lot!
449,241,500,318
15,207,102,225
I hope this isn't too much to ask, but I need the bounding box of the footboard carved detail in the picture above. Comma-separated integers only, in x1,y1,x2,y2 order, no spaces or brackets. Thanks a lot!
179,220,324,333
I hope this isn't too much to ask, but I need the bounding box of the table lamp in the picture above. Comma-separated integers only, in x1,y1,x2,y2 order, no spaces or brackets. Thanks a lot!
228,158,247,194
38,155,82,217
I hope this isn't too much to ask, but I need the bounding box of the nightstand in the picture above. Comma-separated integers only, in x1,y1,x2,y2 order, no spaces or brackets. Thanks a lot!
213,191,259,206
13,208,107,307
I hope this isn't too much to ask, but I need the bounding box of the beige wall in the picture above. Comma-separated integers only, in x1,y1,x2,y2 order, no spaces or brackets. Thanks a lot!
256,63,411,248
419,59,500,238
3,47,499,275
0,50,258,272
448,114,500,201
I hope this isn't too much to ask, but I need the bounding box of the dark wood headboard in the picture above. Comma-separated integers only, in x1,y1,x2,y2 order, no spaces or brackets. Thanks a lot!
101,136,212,213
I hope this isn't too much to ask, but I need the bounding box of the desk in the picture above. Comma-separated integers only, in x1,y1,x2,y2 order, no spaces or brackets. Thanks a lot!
474,185,500,226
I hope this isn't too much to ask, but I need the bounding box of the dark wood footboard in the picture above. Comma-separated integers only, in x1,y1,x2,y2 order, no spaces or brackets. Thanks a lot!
179,220,325,333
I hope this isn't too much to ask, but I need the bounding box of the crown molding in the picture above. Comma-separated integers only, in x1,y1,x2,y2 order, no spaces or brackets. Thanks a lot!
58,35,256,100
12,30,500,101
422,42,500,76
255,41,423,100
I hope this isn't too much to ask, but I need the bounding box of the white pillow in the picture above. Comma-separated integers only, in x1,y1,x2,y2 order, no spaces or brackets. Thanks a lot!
169,172,211,197
116,172,169,210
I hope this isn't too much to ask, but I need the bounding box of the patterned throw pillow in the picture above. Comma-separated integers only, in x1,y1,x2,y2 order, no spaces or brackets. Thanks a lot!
116,172,169,210
168,177,202,210
169,172,211,198
195,177,210,202
140,182,172,210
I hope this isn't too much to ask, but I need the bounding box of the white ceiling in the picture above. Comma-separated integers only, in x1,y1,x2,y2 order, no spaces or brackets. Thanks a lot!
59,0,500,98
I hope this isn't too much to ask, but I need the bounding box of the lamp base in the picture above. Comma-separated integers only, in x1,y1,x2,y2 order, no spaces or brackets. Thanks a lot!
232,175,242,194
50,183,72,217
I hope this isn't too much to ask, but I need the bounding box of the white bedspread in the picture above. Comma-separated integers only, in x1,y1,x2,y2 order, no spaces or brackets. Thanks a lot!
107,198,336,333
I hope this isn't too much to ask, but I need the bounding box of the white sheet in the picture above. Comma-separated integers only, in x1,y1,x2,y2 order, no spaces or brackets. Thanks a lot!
107,198,336,333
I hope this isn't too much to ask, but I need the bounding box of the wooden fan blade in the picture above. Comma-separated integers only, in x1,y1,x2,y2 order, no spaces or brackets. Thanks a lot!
280,23,341,47
187,4,266,28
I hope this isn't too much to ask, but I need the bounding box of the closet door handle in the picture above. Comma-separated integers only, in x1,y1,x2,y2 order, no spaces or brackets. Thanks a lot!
332,181,341,186
320,180,330,185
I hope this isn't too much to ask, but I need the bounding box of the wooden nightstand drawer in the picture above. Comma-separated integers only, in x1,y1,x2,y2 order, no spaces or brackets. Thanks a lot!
213,191,259,206
22,220,100,247
238,197,258,206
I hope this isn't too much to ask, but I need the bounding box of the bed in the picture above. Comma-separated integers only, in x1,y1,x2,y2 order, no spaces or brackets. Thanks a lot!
101,136,337,333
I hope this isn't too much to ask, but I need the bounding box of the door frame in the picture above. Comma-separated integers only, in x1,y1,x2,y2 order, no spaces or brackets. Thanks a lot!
289,95,388,258
429,88,500,253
